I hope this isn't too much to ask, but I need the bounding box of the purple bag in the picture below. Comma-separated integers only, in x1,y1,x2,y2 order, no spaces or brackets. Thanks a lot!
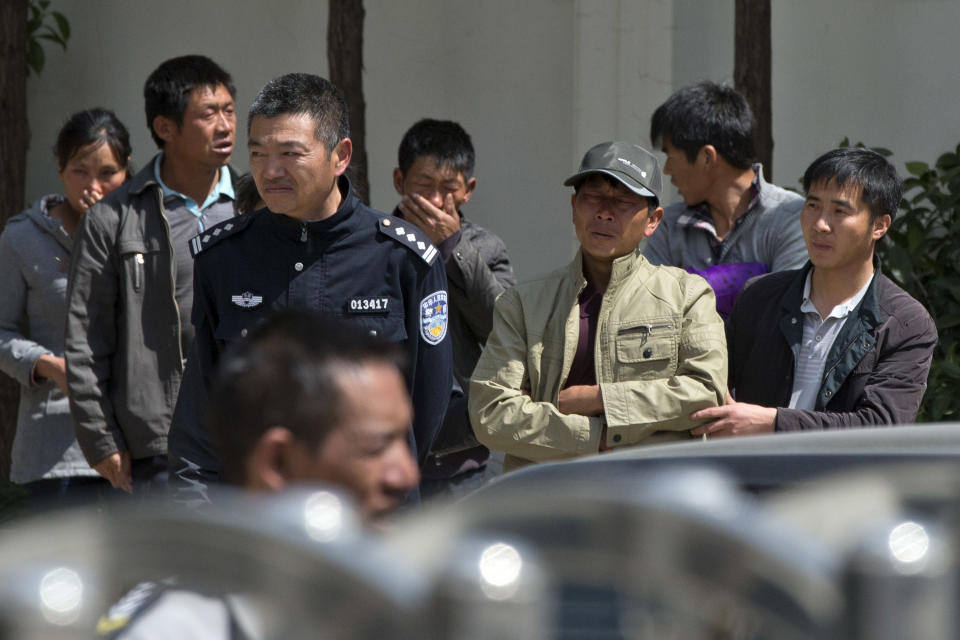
686,261,767,319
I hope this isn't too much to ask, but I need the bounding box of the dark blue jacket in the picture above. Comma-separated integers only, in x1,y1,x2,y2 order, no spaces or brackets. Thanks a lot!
727,262,937,430
168,177,452,496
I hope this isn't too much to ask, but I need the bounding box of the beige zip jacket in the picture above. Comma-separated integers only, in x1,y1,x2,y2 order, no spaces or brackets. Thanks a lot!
470,250,727,471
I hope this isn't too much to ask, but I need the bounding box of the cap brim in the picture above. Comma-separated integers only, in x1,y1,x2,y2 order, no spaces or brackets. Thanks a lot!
563,168,656,198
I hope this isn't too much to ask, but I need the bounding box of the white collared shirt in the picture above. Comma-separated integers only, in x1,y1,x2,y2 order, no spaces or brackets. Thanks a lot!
789,270,873,410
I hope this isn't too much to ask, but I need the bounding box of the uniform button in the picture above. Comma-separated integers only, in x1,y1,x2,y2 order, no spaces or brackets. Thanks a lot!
815,335,822,342
240,328,248,338
383,218,391,226
791,318,797,324
643,348,653,358
369,330,378,337
294,262,304,272
612,434,622,443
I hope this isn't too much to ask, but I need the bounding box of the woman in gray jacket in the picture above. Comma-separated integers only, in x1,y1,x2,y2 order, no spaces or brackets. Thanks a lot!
0,108,131,501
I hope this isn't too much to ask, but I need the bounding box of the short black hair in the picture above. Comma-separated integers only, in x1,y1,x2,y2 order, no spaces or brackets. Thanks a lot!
234,172,263,214
248,73,349,152
143,55,235,148
802,147,902,221
397,118,475,179
650,80,756,170
53,108,132,173
209,310,405,485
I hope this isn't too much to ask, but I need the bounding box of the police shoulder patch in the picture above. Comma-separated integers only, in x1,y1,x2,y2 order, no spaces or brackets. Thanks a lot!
419,290,448,345
189,213,256,258
377,217,438,265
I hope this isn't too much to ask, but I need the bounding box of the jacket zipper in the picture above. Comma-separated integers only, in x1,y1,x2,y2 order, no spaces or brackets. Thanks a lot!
820,331,867,390
156,188,184,369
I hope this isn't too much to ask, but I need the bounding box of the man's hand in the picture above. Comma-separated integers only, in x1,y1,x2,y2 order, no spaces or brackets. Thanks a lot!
33,354,69,395
558,385,604,417
93,451,133,492
690,401,776,438
398,193,461,245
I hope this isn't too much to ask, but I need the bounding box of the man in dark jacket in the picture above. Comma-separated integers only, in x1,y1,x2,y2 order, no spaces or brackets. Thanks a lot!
168,75,452,504
66,56,239,493
691,147,937,436
391,119,515,498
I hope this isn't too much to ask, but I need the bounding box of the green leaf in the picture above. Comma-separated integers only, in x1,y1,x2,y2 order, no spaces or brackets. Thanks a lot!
938,360,960,380
38,31,66,51
27,38,44,75
905,161,929,176
871,146,893,157
52,11,70,41
907,224,924,251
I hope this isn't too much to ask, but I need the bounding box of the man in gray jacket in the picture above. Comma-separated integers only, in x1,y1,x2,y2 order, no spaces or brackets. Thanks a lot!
643,81,807,318
65,56,239,493
392,119,515,497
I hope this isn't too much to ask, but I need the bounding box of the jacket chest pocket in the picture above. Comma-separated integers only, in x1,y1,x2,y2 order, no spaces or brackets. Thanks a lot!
342,313,408,342
214,311,269,345
118,240,161,294
614,321,678,381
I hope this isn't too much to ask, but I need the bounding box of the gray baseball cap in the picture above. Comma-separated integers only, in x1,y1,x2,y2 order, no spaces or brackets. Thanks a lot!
563,141,663,202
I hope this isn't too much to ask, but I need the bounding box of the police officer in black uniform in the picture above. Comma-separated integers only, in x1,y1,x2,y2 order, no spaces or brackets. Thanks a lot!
168,73,452,502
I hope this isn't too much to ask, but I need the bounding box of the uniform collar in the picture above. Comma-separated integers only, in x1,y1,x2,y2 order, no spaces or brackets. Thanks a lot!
266,175,361,240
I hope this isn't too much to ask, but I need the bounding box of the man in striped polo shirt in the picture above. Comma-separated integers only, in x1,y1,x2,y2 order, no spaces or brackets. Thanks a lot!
691,147,937,436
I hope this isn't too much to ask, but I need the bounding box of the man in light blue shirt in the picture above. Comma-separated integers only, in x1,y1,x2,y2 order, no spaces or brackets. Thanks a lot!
66,56,240,493
154,153,235,352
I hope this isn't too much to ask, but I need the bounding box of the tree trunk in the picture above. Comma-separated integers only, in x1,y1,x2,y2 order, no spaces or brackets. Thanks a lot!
734,0,773,180
0,0,29,479
328,0,369,204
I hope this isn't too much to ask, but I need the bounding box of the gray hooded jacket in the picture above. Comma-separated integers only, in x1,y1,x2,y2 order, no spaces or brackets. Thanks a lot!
0,195,97,483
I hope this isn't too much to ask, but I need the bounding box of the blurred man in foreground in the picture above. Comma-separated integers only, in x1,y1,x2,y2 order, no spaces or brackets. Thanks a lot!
210,310,420,518
98,310,419,637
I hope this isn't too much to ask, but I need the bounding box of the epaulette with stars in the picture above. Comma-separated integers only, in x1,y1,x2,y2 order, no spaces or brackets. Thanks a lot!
377,217,438,265
188,214,256,258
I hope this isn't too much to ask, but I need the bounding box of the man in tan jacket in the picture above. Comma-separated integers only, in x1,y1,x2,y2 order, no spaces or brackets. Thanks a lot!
469,141,727,471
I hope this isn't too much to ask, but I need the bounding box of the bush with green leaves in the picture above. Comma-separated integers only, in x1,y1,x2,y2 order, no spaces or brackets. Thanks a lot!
857,141,960,421
27,0,70,76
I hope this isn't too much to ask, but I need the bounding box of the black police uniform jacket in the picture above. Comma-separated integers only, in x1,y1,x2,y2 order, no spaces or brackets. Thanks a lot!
168,176,452,488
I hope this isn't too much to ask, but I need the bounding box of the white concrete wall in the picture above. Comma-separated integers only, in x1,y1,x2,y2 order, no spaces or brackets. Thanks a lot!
772,0,960,191
22,0,960,281
25,0,334,203
363,0,576,279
